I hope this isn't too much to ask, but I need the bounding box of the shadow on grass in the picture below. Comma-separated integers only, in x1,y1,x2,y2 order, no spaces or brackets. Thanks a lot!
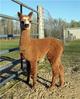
37,75,51,88
17,71,51,88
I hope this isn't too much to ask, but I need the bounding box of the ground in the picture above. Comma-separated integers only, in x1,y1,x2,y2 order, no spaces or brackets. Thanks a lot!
0,39,80,99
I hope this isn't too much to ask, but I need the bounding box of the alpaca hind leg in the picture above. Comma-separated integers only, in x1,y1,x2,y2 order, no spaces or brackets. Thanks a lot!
50,62,60,88
47,54,59,88
59,64,64,87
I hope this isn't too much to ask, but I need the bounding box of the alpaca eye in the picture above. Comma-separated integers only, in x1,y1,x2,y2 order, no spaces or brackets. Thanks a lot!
21,21,24,24
29,20,32,23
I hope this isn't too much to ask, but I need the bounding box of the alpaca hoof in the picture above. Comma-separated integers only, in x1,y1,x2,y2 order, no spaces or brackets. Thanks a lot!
48,85,55,90
60,83,64,88
59,81,64,87
31,85,36,91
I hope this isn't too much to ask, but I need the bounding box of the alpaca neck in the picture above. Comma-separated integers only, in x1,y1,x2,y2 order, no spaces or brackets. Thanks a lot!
21,29,30,41
20,29,31,49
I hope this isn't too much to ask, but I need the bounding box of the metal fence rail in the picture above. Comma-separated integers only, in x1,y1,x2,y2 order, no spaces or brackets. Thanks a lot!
0,34,20,39
11,0,38,14
0,70,22,86
0,47,19,55
0,47,20,86
0,73,17,86
0,59,20,73
0,14,38,25
0,14,18,21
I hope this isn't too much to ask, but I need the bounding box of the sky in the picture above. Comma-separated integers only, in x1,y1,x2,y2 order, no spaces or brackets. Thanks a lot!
0,0,80,22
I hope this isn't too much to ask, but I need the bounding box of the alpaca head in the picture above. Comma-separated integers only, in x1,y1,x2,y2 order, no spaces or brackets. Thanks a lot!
18,12,33,30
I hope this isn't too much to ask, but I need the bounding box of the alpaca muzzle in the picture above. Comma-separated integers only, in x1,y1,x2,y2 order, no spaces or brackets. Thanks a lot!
25,24,29,28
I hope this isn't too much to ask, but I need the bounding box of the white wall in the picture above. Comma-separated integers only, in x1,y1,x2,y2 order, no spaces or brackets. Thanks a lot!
64,28,80,41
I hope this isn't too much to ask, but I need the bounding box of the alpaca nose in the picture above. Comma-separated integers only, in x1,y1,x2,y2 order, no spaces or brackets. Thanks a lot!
25,24,29,27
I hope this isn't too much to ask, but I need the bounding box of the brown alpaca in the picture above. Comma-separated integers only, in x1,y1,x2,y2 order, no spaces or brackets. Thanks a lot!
18,12,64,88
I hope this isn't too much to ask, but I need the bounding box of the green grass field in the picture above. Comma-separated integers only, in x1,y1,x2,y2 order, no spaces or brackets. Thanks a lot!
64,40,80,53
0,39,19,50
0,39,80,52
0,39,20,66
0,39,80,68
0,39,80,65
1,39,80,52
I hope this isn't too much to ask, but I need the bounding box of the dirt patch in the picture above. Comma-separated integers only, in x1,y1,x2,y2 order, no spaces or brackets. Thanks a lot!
0,65,80,99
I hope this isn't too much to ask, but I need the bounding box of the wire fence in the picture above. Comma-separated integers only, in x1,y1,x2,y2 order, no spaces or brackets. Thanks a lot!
0,0,39,39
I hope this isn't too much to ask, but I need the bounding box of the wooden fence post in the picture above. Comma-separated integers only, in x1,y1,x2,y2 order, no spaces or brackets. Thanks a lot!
62,26,66,44
37,5,44,38
37,5,45,63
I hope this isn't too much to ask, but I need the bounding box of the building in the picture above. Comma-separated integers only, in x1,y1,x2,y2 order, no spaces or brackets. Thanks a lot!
64,28,80,41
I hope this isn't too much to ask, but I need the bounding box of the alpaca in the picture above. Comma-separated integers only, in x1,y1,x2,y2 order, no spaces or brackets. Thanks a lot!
18,12,64,88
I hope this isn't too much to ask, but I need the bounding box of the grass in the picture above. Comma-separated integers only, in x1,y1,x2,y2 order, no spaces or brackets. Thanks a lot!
0,39,19,50
64,40,80,54
0,39,80,69
0,39,20,66
0,39,80,67
62,40,80,71
0,39,80,54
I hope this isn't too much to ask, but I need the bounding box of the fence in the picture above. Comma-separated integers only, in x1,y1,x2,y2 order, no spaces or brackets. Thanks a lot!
0,0,44,86
0,47,20,86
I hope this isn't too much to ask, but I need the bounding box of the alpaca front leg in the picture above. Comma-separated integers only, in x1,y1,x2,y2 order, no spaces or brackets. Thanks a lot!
26,60,31,84
30,61,37,88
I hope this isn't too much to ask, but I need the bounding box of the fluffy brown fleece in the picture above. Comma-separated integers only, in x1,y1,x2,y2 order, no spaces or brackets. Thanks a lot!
18,12,64,88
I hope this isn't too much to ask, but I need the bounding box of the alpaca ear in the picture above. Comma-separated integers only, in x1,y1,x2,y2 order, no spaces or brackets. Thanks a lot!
28,12,33,18
17,12,22,18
